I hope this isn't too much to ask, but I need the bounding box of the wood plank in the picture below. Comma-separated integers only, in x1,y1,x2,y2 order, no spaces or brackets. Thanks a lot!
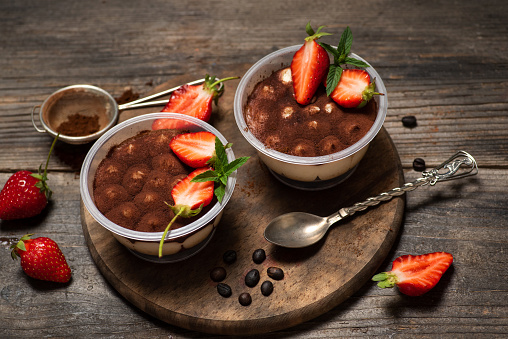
1,0,508,337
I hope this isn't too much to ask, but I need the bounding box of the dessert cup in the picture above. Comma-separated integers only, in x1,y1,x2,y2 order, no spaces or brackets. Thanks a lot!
80,113,237,263
234,45,388,190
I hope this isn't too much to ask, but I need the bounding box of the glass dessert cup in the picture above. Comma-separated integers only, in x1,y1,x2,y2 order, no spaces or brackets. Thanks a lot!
234,45,388,190
80,113,237,263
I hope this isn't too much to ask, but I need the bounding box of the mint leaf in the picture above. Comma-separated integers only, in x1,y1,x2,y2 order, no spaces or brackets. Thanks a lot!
342,26,353,56
214,185,226,203
214,137,227,173
345,57,370,68
326,64,342,97
318,42,339,58
191,170,220,183
191,137,249,203
224,156,250,177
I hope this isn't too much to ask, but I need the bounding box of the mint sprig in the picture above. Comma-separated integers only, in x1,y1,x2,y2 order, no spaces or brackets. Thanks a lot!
319,26,371,96
191,137,249,203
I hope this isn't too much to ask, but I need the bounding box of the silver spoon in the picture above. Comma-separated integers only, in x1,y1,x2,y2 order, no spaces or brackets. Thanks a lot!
264,151,478,248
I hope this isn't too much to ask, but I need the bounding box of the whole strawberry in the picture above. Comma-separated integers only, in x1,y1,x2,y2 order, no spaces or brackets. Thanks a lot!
0,135,58,220
11,234,71,283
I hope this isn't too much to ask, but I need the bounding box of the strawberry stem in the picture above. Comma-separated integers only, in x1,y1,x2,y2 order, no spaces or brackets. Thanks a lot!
158,207,184,258
43,133,59,178
209,76,239,89
31,133,59,199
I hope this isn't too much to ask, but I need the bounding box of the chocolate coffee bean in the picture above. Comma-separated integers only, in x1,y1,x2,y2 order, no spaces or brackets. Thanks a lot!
217,283,232,298
223,250,237,264
210,267,227,282
267,267,284,280
238,292,252,306
252,249,266,264
245,269,260,287
413,158,426,172
261,280,274,296
402,115,417,128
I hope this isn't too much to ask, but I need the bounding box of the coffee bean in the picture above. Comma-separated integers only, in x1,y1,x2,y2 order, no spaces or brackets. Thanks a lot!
260,280,274,296
238,292,252,306
210,267,227,282
413,158,426,172
217,283,232,298
223,250,237,264
245,269,260,287
267,267,284,280
252,249,266,264
402,115,417,128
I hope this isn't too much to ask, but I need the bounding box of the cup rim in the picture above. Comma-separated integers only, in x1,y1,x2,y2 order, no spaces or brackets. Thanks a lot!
234,45,388,165
79,112,237,241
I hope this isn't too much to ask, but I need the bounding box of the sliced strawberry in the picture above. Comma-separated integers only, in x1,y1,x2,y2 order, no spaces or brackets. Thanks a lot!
291,23,331,105
329,69,383,108
170,131,217,168
372,252,453,296
153,75,238,130
171,167,214,212
151,118,189,131
161,83,213,120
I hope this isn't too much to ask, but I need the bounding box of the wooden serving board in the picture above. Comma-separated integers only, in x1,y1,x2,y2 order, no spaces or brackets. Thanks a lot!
81,71,405,335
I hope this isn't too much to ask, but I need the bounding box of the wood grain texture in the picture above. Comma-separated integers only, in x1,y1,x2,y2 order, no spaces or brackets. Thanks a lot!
1,0,508,337
80,125,404,335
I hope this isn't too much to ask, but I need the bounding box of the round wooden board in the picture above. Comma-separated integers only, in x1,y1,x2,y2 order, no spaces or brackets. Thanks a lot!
80,73,405,335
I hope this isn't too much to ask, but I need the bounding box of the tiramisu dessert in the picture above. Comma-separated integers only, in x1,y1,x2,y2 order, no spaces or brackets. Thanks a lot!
245,24,382,157
93,128,214,233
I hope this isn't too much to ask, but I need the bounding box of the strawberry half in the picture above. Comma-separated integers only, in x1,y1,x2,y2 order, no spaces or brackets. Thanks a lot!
291,22,331,105
152,75,238,131
328,69,383,108
158,167,214,257
11,234,71,283
372,252,453,296
170,167,214,212
0,135,58,220
170,131,216,168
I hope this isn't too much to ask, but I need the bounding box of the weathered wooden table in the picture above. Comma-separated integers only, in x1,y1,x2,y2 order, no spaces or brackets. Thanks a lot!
1,0,507,337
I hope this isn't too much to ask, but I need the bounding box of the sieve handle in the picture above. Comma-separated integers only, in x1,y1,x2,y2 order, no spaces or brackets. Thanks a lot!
31,105,46,133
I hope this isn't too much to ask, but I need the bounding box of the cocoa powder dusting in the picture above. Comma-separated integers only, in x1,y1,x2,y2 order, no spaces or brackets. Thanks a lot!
56,113,100,136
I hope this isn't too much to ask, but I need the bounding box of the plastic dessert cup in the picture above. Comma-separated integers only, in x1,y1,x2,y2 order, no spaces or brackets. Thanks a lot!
234,45,388,190
80,113,237,263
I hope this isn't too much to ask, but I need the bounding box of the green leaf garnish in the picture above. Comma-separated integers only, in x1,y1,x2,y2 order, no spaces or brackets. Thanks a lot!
192,137,249,203
318,26,371,96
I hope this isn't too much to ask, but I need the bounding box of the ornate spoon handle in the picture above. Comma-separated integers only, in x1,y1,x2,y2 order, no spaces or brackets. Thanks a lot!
337,151,478,218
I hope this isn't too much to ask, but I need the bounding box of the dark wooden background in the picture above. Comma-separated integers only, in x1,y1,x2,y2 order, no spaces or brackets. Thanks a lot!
1,0,507,337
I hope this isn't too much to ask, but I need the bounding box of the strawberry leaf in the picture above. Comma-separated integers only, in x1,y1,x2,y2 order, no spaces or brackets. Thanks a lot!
305,22,333,42
305,21,315,36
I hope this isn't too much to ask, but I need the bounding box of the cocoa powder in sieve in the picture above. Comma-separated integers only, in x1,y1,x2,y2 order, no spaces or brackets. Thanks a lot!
56,113,100,136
